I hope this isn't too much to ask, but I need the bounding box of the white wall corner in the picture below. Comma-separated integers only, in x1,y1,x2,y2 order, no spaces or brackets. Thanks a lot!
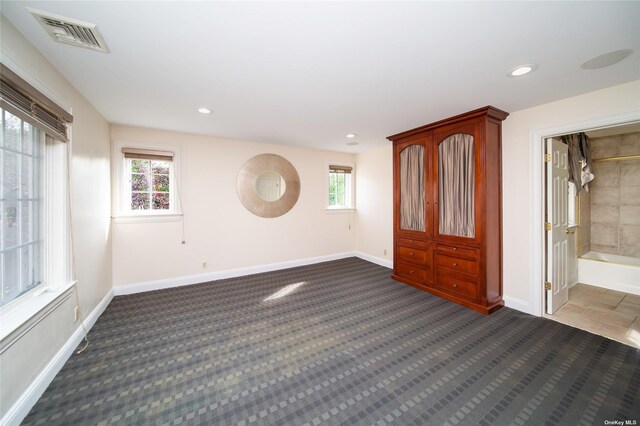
1,289,114,426
503,295,531,314
355,251,392,269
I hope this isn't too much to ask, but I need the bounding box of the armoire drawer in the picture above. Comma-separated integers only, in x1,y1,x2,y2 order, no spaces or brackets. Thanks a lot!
435,253,478,275
396,261,428,283
435,272,477,299
436,244,479,259
397,244,428,264
397,237,429,249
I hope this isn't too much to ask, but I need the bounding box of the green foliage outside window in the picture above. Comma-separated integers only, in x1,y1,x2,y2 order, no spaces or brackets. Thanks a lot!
130,159,170,210
329,172,347,207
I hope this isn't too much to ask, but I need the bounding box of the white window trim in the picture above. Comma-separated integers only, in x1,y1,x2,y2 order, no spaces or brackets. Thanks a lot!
112,141,182,223
0,132,72,342
326,161,355,211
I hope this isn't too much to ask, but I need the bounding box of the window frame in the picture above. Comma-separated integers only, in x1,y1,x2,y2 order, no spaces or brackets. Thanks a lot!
0,114,72,330
1,111,44,308
112,141,182,223
326,162,355,211
0,60,74,341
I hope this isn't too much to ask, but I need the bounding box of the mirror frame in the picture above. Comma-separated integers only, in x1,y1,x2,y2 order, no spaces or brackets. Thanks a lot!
237,154,300,218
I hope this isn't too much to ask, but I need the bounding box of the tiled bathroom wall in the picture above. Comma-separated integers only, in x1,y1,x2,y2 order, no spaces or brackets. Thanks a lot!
578,189,590,256
589,132,640,258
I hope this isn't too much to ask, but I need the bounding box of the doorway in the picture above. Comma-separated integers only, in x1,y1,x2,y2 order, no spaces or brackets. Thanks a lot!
542,122,640,348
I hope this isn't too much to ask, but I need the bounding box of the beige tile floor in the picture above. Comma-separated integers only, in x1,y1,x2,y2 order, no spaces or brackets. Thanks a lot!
544,283,640,349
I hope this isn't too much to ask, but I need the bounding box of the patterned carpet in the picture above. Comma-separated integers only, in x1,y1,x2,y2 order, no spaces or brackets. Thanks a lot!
24,258,640,425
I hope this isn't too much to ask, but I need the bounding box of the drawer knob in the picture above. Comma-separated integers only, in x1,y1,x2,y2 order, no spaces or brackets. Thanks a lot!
409,270,414,274
452,247,457,251
452,283,458,288
409,252,414,256
452,262,458,267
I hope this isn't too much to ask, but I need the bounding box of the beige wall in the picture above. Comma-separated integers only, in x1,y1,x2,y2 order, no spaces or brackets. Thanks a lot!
355,144,393,264
589,133,640,257
111,125,356,288
0,16,112,417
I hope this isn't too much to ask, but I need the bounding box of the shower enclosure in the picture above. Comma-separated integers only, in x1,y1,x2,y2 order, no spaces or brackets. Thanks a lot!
576,131,640,295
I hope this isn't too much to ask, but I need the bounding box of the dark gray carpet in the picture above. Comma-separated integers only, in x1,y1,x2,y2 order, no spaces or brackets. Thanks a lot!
23,258,640,425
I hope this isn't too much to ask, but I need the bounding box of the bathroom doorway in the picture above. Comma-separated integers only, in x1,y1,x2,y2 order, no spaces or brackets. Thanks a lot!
543,122,640,348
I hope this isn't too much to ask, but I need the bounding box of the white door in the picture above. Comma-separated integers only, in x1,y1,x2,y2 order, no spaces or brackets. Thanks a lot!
256,177,280,201
546,138,570,314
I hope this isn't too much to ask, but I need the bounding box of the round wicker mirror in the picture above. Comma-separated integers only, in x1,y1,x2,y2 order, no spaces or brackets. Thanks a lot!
237,154,300,218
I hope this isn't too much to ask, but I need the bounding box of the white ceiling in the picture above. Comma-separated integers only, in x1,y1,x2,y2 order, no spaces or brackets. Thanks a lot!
1,1,639,152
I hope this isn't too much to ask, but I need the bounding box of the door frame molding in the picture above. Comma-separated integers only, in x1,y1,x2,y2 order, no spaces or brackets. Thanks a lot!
529,110,640,317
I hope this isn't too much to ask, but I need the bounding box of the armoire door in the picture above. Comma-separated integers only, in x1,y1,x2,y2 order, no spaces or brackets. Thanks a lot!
394,136,432,239
388,106,508,314
433,124,481,245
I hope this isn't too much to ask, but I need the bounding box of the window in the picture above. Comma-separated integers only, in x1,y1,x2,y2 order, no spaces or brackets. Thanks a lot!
125,155,172,211
1,64,72,313
327,164,354,209
114,144,180,219
1,109,44,306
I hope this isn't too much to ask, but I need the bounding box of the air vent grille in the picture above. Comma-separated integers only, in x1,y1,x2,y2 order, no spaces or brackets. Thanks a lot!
28,8,109,53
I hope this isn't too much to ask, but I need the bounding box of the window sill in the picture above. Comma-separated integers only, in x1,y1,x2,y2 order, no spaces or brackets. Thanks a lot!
0,281,75,345
325,207,356,214
112,213,183,224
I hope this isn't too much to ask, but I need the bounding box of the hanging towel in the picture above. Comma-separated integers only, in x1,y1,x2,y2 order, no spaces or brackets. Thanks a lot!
562,134,583,191
579,133,594,192
562,132,592,194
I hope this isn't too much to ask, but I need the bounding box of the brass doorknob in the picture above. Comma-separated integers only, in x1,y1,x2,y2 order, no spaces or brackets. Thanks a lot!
565,228,575,235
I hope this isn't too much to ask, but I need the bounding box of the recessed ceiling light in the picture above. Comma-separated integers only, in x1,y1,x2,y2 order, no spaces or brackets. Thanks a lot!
198,107,212,114
581,49,633,70
508,64,538,77
346,133,357,138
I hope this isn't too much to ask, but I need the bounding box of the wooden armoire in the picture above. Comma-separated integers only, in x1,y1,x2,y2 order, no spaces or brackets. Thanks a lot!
388,106,509,315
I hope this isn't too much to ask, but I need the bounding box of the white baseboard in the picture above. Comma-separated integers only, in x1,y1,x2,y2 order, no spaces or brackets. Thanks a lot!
503,295,531,314
1,289,114,426
82,289,114,331
355,251,392,269
113,252,358,296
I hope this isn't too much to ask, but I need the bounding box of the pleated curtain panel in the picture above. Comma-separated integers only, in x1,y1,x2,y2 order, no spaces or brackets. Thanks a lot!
438,133,475,238
399,145,426,232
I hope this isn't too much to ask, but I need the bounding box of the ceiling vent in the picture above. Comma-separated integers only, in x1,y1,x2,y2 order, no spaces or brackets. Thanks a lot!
28,8,109,53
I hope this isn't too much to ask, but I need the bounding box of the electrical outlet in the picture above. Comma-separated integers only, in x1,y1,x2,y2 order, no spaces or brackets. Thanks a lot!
74,306,79,323
202,261,207,269
384,249,387,256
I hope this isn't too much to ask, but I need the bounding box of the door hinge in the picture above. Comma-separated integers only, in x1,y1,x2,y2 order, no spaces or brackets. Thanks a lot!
545,282,551,291
545,222,551,231
544,153,552,162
